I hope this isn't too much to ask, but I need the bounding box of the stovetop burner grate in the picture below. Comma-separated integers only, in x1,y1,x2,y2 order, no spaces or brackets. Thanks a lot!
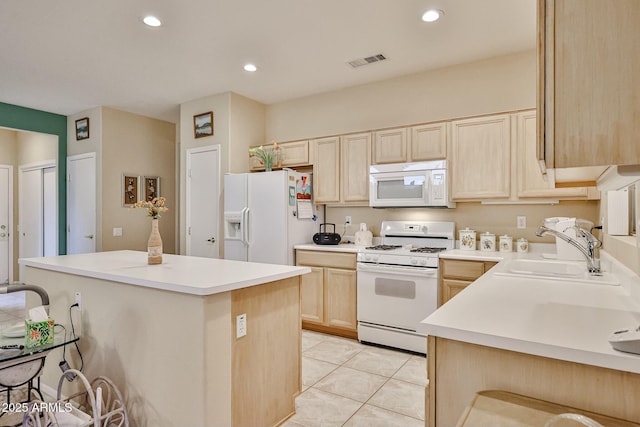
365,245,402,251
409,247,447,253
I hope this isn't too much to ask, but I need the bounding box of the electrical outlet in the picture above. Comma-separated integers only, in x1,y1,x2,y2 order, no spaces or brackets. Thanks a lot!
517,216,526,229
113,227,122,237
74,292,81,310
345,216,352,225
236,313,247,338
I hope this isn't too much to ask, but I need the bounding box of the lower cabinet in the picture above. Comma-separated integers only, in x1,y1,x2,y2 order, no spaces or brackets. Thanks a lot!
439,258,497,306
296,249,358,338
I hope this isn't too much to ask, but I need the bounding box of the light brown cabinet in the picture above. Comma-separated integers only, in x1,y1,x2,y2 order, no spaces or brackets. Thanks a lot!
516,110,590,198
373,123,447,164
250,140,310,171
312,136,341,203
312,133,370,205
450,114,511,200
439,258,496,306
538,0,640,169
296,250,358,338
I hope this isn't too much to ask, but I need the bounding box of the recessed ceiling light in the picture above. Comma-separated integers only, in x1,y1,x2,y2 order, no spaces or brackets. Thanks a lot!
243,64,257,72
143,16,162,27
422,9,444,23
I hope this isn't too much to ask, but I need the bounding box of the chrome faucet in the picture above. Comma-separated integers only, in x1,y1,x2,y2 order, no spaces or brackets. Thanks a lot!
535,225,602,275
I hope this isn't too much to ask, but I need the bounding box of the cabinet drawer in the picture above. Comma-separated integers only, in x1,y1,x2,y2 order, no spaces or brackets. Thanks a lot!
296,250,356,269
441,259,486,280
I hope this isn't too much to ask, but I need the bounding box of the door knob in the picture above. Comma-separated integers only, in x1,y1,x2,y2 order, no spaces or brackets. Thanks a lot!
84,235,94,239
207,237,216,243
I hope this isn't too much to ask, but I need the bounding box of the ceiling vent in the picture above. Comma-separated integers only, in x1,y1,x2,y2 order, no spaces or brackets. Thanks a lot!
347,54,387,68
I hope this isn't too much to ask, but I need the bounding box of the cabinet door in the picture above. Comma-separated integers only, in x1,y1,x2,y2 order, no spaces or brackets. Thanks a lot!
281,140,309,167
300,266,324,324
410,122,447,161
341,133,371,203
441,279,471,306
540,0,640,168
312,137,341,203
373,128,407,164
325,268,357,331
450,114,511,200
517,110,588,198
440,259,486,281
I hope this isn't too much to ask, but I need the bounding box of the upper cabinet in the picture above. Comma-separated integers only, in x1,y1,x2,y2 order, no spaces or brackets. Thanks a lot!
312,133,371,205
538,0,640,169
341,133,371,203
516,110,589,198
312,136,341,204
373,128,408,164
373,123,447,164
450,114,511,200
250,140,310,171
410,122,447,161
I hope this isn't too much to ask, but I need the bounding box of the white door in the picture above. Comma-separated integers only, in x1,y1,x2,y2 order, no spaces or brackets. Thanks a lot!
19,168,44,259
67,153,96,254
186,145,220,258
42,167,57,256
0,165,12,283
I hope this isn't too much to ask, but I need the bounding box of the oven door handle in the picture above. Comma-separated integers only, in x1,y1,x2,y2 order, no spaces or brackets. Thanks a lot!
357,263,437,277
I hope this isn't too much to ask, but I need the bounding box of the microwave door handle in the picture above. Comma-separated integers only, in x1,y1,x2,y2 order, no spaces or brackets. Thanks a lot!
424,172,431,205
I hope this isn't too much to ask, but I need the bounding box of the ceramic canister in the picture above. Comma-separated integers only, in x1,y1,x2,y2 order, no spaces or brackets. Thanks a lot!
459,228,476,251
517,238,529,253
499,235,513,252
480,232,496,252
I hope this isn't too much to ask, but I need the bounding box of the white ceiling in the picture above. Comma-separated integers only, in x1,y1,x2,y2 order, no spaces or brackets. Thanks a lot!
0,0,536,123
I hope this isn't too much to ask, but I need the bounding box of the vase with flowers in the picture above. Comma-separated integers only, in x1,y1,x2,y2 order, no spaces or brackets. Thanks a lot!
249,141,281,171
132,197,169,265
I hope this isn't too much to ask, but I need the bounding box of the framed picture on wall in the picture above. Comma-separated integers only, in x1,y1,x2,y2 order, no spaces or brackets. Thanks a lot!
143,176,160,201
122,174,139,207
75,117,90,140
193,111,214,138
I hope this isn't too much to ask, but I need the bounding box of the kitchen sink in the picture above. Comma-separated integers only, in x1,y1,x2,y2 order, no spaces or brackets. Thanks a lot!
494,259,620,286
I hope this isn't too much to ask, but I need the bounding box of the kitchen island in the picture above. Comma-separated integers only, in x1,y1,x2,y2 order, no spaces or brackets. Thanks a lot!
421,250,640,427
19,250,311,427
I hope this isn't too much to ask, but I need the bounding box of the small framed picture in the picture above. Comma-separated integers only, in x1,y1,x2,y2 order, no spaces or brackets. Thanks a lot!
193,111,214,138
75,117,90,141
122,174,139,207
143,176,160,201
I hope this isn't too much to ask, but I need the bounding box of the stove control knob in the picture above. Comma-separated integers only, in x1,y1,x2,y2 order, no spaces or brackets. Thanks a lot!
411,258,418,265
365,254,371,261
373,255,379,262
419,258,427,266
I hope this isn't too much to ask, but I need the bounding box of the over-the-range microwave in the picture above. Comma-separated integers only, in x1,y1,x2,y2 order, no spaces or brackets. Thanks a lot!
369,160,456,208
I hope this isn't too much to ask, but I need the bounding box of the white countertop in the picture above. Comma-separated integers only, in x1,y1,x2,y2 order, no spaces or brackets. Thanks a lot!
421,250,640,374
19,250,311,296
295,243,361,253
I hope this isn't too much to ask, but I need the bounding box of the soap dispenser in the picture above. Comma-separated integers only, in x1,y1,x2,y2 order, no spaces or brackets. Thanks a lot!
355,223,373,247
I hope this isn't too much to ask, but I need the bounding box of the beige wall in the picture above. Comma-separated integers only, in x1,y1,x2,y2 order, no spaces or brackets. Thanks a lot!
266,50,537,142
101,107,176,253
179,92,265,254
326,202,599,243
264,49,598,244
68,107,103,249
0,128,58,280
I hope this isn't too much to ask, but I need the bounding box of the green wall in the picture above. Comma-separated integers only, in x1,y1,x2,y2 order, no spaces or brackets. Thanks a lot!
0,102,67,254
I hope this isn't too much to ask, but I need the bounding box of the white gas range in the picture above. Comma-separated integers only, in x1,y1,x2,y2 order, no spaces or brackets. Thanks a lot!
356,221,455,353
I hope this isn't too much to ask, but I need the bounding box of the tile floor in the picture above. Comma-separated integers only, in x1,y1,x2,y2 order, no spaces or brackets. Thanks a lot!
283,330,426,427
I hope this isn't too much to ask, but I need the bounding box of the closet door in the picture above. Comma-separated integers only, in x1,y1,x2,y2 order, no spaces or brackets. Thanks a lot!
19,168,44,258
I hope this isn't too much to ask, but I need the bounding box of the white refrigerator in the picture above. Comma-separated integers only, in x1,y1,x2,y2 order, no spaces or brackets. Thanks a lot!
223,170,320,265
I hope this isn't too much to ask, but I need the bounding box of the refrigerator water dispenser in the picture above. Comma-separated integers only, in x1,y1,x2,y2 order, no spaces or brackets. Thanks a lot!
224,212,243,240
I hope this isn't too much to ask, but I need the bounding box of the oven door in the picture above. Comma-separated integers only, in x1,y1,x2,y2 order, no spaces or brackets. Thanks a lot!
356,262,438,332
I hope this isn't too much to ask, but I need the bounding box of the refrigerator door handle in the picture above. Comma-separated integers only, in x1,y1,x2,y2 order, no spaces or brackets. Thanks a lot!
241,207,250,246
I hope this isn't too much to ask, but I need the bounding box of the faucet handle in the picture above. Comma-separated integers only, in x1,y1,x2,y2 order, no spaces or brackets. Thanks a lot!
569,226,601,248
